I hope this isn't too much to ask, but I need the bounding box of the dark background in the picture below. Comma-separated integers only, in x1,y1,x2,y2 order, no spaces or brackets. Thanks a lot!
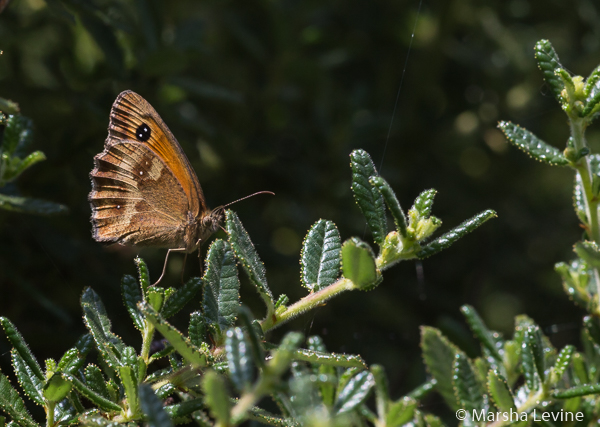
0,0,597,415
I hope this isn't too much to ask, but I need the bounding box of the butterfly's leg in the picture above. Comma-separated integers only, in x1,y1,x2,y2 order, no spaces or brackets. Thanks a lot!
153,248,185,286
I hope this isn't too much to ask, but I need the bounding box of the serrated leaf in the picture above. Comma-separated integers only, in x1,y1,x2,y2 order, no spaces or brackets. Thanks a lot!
139,384,173,427
84,365,109,400
162,277,202,318
418,210,496,259
522,327,541,390
140,303,207,368
341,237,380,289
62,373,121,412
487,371,515,412
386,397,417,427
460,305,502,362
350,149,387,244
534,39,564,102
81,288,125,368
135,257,151,295
453,353,483,411
226,211,273,311
334,370,374,414
0,318,44,382
370,176,408,238
43,374,72,403
188,312,206,348
226,327,254,393
284,347,366,369
552,345,575,382
203,239,240,336
122,274,144,331
498,121,568,165
0,372,38,427
300,220,342,291
57,348,84,375
420,326,460,410
11,350,44,406
146,287,165,312
527,326,545,382
202,371,231,425
0,194,68,215
411,189,436,218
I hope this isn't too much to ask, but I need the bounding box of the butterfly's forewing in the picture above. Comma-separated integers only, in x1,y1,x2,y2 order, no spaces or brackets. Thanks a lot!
89,90,206,249
108,91,206,214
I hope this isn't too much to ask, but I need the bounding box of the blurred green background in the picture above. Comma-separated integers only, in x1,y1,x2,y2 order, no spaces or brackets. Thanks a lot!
0,0,597,416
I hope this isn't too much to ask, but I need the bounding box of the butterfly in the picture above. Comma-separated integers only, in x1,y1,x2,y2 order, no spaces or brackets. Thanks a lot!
89,90,226,282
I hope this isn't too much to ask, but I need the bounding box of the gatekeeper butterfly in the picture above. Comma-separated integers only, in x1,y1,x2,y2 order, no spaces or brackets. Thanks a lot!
89,90,269,281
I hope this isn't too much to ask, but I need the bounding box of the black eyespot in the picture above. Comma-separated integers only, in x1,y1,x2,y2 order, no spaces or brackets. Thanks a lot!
135,123,151,142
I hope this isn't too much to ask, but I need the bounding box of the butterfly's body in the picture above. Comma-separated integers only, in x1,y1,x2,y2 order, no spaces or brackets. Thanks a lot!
89,91,223,255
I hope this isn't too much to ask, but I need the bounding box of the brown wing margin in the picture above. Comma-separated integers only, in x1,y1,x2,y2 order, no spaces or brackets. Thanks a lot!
108,90,208,216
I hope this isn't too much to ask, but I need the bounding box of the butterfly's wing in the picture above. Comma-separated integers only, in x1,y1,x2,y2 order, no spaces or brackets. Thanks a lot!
89,91,205,248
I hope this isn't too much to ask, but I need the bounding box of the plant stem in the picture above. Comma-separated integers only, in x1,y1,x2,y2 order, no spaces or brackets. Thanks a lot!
260,278,355,333
570,117,600,313
140,321,155,363
46,401,56,427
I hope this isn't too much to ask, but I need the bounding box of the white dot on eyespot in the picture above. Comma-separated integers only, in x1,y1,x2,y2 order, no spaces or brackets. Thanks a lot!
140,171,143,175
117,205,121,209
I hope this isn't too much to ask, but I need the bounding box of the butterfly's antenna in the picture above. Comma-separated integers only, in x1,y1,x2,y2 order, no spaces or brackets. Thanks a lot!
222,191,275,208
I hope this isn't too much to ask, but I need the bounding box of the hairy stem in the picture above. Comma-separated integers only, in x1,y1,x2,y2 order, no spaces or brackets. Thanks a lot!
260,278,355,332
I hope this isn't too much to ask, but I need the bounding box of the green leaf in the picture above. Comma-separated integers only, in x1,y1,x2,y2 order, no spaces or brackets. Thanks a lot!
162,277,202,319
146,287,165,312
370,176,408,238
3,152,46,183
341,237,380,289
163,399,205,420
575,242,600,269
226,211,274,311
371,365,389,421
552,345,575,382
43,374,72,403
135,257,151,295
188,312,206,348
201,371,231,426
487,371,515,412
226,327,254,393
386,397,417,427
121,274,144,331
10,350,43,406
81,287,125,368
0,317,44,382
420,326,460,410
407,379,436,400
527,325,545,382
453,353,483,411
460,305,502,362
534,39,565,102
62,373,121,412
118,366,138,416
0,372,38,427
300,220,342,291
498,121,568,166
284,347,366,369
0,194,68,215
203,239,240,336
522,327,541,390
56,348,84,375
268,332,303,377
334,370,375,415
238,306,265,369
84,365,110,400
350,149,387,245
411,189,437,218
418,210,497,258
140,303,208,368
553,383,600,398
139,384,174,427
2,116,32,156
